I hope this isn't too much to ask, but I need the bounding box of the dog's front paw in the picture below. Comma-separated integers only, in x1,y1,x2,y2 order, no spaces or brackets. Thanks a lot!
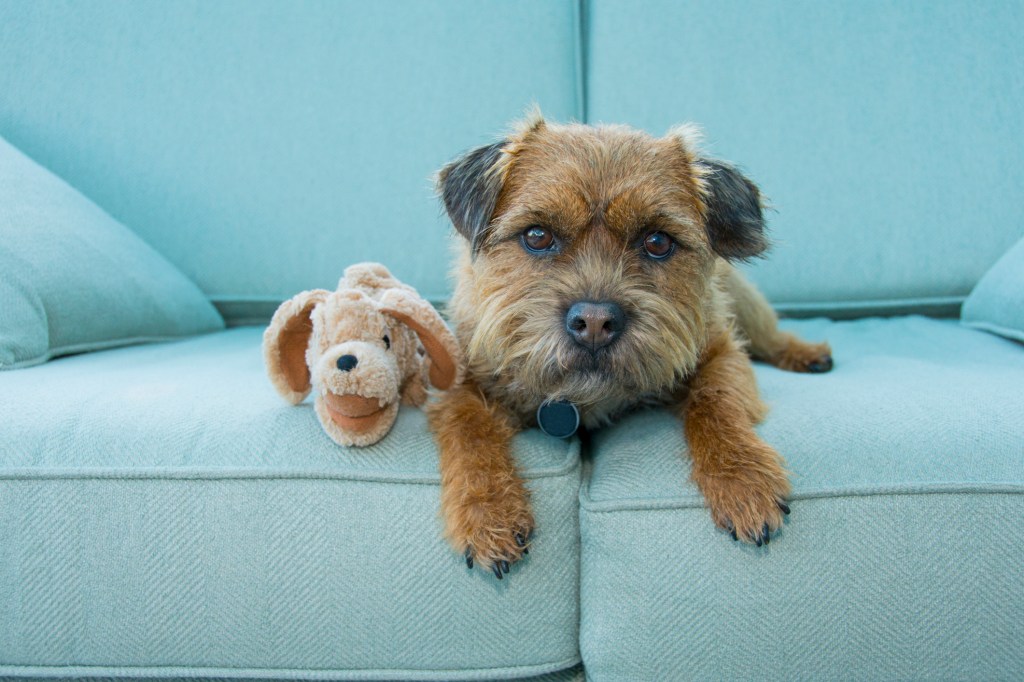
695,441,792,546
444,491,534,580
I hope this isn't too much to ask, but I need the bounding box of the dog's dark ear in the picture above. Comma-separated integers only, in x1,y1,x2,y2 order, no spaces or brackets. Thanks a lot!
436,140,509,252
695,159,769,261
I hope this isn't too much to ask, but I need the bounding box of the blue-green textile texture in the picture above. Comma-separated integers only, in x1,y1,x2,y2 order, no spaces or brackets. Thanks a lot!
580,317,1024,681
0,328,581,680
0,1,581,317
585,0,1024,310
2,669,586,682
962,236,1024,343
0,136,224,370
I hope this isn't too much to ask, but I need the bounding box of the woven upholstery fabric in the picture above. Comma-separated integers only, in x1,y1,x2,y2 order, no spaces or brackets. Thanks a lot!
4,670,585,682
586,0,1024,312
0,1,581,317
581,317,1024,681
962,236,1024,343
0,328,581,680
0,135,223,370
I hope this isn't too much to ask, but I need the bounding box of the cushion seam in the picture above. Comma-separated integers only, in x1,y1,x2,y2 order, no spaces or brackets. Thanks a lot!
580,483,1024,513
208,293,966,307
961,319,1024,344
574,0,587,122
0,442,580,484
0,655,582,681
775,294,964,311
209,294,966,317
212,294,452,306
0,333,222,370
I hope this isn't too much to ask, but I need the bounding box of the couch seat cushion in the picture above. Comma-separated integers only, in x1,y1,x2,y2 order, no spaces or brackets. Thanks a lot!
581,316,1024,681
0,328,581,680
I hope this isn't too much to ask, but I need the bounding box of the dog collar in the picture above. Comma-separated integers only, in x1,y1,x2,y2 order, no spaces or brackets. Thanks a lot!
536,399,580,439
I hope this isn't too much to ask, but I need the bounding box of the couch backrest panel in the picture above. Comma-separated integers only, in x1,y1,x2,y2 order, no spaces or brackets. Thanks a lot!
0,1,581,320
5,2,1022,318
586,0,1024,311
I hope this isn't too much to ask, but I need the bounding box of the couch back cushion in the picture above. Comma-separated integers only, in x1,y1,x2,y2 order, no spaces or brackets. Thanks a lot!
0,136,224,369
586,0,1024,313
0,0,581,322
5,2,1021,319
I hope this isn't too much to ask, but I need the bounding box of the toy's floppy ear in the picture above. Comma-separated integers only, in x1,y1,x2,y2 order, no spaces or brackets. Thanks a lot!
378,289,463,390
263,289,330,404
694,158,769,261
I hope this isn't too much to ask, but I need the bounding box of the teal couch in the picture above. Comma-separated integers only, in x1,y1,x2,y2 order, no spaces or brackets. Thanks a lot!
2,2,1022,680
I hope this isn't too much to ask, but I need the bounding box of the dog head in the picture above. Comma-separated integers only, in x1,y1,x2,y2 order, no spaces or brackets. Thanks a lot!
264,262,461,446
437,113,767,414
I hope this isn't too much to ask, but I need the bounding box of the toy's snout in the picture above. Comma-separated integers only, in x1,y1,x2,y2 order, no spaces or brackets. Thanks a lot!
322,393,388,435
315,340,400,438
321,342,392,389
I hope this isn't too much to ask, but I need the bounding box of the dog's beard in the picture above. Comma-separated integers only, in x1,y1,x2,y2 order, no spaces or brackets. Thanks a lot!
466,283,709,409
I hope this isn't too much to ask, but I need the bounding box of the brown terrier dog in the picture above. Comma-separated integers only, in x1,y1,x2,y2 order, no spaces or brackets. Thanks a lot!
429,112,832,579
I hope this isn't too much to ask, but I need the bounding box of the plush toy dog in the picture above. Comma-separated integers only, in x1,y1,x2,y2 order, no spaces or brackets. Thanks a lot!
264,262,462,447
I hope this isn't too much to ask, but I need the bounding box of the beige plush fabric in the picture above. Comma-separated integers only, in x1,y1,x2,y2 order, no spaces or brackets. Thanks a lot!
263,263,463,446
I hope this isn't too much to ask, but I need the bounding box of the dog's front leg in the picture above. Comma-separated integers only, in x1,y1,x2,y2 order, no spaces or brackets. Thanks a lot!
680,331,791,545
427,380,533,578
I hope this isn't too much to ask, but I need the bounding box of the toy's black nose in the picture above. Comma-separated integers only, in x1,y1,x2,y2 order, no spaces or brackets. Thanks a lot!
565,301,626,351
336,354,358,372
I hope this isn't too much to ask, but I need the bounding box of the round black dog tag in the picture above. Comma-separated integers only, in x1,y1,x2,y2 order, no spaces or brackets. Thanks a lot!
536,399,580,439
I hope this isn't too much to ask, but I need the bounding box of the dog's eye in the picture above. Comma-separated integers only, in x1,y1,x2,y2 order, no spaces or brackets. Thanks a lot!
382,334,391,350
643,231,675,260
522,226,555,253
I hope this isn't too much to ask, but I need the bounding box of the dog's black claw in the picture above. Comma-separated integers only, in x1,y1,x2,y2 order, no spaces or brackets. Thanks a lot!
727,523,738,541
808,356,833,373
465,548,473,569
492,564,503,580
515,533,526,548
762,523,770,544
523,547,529,555
778,501,791,515
754,530,763,547
500,560,510,574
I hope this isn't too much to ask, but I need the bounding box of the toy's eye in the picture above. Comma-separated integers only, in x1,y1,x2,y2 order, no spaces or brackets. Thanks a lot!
382,334,391,350
643,231,674,260
522,225,555,253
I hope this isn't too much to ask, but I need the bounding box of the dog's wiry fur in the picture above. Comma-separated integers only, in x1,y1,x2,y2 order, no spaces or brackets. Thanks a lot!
429,113,832,576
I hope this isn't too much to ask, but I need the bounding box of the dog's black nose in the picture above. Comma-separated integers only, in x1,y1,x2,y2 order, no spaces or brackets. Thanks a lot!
565,301,626,351
336,354,358,372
